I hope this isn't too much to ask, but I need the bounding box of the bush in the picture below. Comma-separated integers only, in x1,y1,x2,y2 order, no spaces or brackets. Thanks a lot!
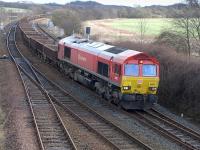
52,9,82,36
114,40,200,122
156,31,188,54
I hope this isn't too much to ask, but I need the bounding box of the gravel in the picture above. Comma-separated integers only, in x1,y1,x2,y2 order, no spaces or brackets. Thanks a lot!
0,28,39,150
153,104,200,133
55,104,114,150
16,28,187,150
50,76,183,150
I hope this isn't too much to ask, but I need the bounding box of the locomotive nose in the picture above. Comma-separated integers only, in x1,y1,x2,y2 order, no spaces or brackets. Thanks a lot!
121,77,159,94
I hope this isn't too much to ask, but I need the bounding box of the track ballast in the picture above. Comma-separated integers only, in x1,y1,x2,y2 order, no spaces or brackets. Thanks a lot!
7,24,77,150
7,22,152,150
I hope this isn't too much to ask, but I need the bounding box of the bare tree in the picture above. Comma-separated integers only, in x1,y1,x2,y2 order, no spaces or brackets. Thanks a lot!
138,18,148,45
52,9,81,36
173,17,191,56
172,0,200,56
186,0,200,7
187,0,200,54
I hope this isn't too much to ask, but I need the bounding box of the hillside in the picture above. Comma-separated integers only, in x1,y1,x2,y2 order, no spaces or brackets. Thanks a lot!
67,1,103,8
64,1,186,19
0,1,187,19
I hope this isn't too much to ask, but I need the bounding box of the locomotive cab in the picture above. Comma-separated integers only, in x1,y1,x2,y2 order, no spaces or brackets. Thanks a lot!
120,53,159,110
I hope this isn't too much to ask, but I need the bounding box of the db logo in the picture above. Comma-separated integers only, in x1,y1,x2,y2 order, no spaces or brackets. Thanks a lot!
137,80,143,84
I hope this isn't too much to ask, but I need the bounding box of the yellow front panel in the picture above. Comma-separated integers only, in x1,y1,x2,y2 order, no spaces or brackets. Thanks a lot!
121,76,159,94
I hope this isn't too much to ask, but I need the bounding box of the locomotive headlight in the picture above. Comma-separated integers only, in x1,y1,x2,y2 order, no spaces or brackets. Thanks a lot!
149,87,157,91
123,86,131,90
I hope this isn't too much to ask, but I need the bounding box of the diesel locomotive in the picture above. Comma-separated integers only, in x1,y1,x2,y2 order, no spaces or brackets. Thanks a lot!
19,19,159,110
57,36,159,110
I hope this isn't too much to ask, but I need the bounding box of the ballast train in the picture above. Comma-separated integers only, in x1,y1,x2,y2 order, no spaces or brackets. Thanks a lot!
20,26,160,110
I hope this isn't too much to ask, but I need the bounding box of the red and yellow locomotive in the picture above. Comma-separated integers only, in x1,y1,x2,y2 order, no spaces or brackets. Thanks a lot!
57,36,159,110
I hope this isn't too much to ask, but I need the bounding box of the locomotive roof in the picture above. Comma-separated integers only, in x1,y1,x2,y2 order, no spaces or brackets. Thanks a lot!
59,36,142,63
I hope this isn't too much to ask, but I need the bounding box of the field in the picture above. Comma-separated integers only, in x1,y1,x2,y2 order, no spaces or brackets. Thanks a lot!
0,7,29,13
84,18,173,42
109,18,172,36
0,7,31,28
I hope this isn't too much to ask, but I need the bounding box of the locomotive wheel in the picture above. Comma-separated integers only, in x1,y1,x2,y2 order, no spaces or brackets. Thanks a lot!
104,91,111,101
117,103,122,109
112,99,121,109
108,98,112,103
95,88,101,96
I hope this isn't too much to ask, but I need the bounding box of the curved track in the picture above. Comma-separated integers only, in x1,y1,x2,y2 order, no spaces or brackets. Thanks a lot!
15,16,200,150
19,15,200,149
7,24,77,150
7,23,152,150
33,67,151,150
131,109,200,150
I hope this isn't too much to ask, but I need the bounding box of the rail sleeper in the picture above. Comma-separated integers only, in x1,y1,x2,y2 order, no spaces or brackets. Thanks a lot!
147,110,200,149
21,73,74,150
34,71,149,150
7,25,77,150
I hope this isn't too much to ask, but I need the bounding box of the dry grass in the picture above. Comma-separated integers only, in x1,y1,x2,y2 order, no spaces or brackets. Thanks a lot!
84,19,155,43
83,18,172,43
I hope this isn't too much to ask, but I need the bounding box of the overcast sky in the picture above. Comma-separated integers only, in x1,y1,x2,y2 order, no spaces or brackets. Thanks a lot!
2,0,183,6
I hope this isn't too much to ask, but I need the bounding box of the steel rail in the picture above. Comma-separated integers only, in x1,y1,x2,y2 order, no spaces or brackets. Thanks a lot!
20,15,200,150
151,108,200,139
11,21,151,149
32,67,152,150
19,67,77,150
6,24,45,150
16,18,153,149
130,110,200,150
148,109,200,149
15,21,122,150
7,24,77,150
9,23,121,150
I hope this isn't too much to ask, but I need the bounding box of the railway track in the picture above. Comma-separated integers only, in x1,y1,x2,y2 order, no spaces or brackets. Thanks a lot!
131,109,200,150
18,16,200,150
7,24,77,150
7,23,153,149
20,71,76,150
33,68,151,150
18,17,200,149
